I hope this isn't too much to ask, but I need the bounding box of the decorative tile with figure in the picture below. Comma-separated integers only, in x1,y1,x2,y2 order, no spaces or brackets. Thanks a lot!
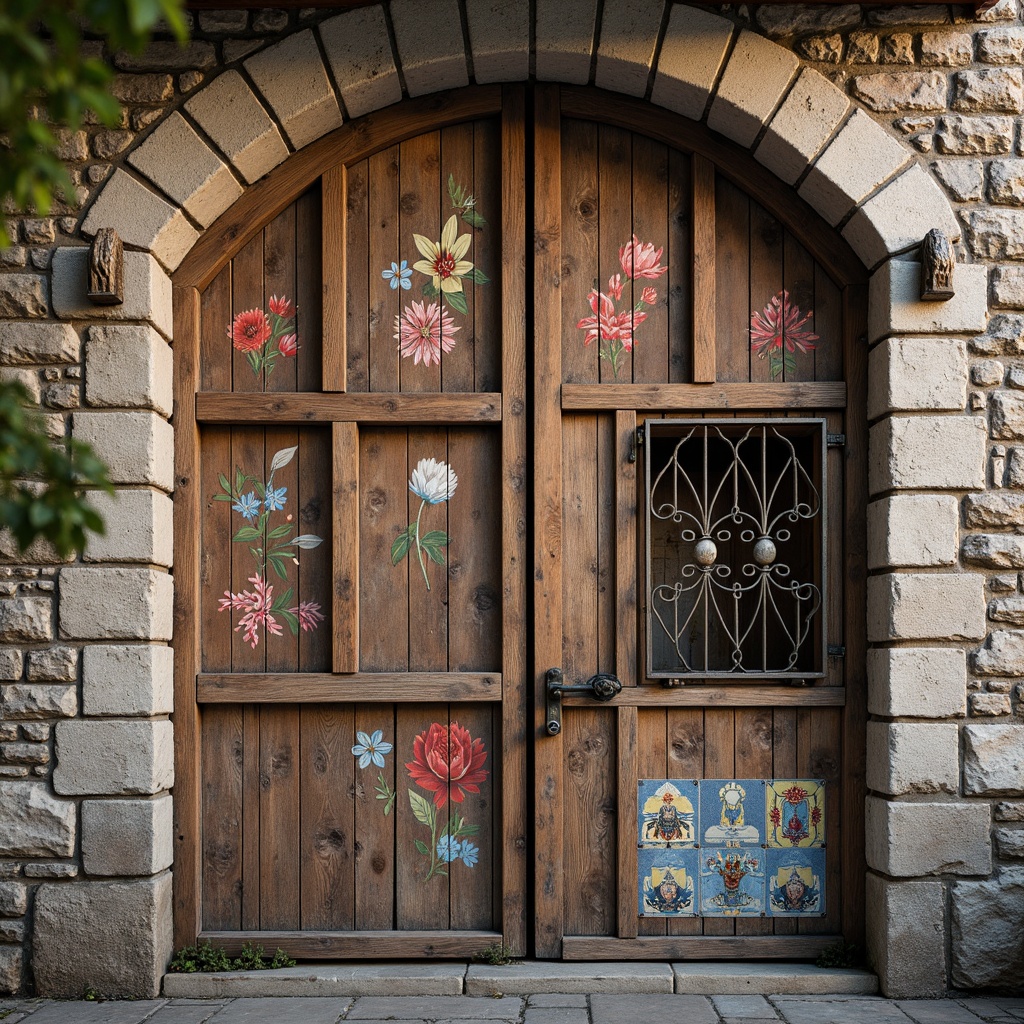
638,848,699,916
766,848,825,916
766,779,825,848
638,779,699,847
699,779,765,847
699,848,765,917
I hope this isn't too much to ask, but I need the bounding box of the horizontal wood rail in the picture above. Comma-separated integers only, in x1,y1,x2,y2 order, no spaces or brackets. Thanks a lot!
562,936,845,960
200,930,502,958
562,382,847,411
196,392,502,424
197,672,502,703
562,686,846,708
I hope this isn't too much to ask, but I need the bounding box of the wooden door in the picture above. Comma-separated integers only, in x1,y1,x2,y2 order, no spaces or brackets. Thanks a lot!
532,86,868,960
174,87,527,958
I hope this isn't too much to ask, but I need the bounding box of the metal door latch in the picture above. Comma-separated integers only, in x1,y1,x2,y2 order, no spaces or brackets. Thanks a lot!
545,668,622,735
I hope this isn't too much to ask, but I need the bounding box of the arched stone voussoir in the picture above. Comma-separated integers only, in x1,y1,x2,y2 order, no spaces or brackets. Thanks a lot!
466,0,529,86
651,6,734,122
390,0,469,98
535,0,599,85
594,0,664,97
319,6,402,119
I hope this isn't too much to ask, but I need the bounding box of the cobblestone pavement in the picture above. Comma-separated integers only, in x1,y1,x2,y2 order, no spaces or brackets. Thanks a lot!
1,995,1023,1024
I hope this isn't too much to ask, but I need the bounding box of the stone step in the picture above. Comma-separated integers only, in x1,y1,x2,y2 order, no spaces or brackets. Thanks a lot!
163,961,877,999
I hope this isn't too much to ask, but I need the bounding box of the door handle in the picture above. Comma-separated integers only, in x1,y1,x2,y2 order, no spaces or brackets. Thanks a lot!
545,668,622,735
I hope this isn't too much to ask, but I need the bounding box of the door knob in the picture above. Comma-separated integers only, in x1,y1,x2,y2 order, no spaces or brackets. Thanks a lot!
545,668,622,735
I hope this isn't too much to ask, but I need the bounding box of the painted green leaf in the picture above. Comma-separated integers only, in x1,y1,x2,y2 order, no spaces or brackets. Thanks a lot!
293,534,323,549
270,446,299,472
455,821,481,836
212,494,233,502
446,289,469,316
235,468,245,492
447,173,463,206
270,587,294,612
420,530,450,547
267,524,293,540
462,209,487,230
233,526,262,542
391,530,412,565
422,543,447,567
408,789,434,828
253,481,266,499
267,554,289,581
467,266,490,285
218,472,232,495
422,282,440,299
414,839,429,856
277,608,299,635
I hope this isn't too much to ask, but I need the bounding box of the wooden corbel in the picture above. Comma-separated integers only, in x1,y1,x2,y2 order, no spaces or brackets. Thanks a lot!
920,228,955,302
87,227,124,306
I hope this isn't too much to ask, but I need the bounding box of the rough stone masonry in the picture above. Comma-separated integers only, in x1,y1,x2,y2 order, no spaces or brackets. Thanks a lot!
0,0,1023,1001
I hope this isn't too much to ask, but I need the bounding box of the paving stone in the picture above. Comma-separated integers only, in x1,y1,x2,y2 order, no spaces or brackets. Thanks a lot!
896,998,985,1023
22,1003,166,1023
591,994,718,1024
347,997,523,1019
674,964,877,995
712,994,779,1017
201,998,352,1023
146,1008,223,1024
769,997,914,1024
527,994,588,1006
466,962,673,995
523,1010,588,1024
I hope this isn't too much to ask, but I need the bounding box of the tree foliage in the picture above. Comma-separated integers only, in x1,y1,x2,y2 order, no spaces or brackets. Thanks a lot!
0,381,113,557
0,0,188,245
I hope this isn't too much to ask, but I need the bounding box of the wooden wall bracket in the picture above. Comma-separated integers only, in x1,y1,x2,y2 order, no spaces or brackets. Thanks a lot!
87,227,124,306
920,228,955,302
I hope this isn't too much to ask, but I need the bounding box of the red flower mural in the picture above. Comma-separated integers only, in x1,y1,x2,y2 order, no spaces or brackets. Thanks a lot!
750,290,818,381
230,309,271,353
406,721,489,808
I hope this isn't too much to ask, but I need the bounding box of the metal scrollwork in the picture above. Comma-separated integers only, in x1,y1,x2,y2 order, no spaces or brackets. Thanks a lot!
647,421,825,678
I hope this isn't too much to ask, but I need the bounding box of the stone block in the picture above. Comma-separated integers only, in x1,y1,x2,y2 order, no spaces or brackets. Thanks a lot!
754,69,850,185
72,412,173,491
25,646,77,682
245,30,342,150
867,336,967,417
707,31,799,148
867,646,966,718
84,324,172,416
865,875,945,998
535,0,598,85
866,721,959,794
83,490,173,567
51,248,172,340
0,945,22,994
32,874,172,998
82,644,173,717
0,883,25,917
319,7,402,119
963,534,1024,569
867,494,958,569
868,260,988,344
991,390,1024,439
965,209,1024,260
185,71,287,186
467,962,673,995
651,7,733,121
954,68,1024,114
59,567,173,641
756,5,861,36
0,649,22,681
972,692,1013,716
963,724,1024,794
0,323,78,365
991,265,1024,308
799,110,910,227
390,0,469,98
952,872,1024,989
851,71,947,112
935,114,1014,155
80,170,198,274
987,160,1024,206
869,416,986,492
978,27,1024,64
920,31,973,66
0,781,75,856
465,0,529,86
932,158,984,202
0,597,52,643
989,595,1024,625
844,165,962,270
867,573,986,641
82,795,173,876
996,827,1024,857
128,112,241,229
865,796,992,876
53,719,173,796
594,0,664,97
0,275,48,319
115,41,216,72
0,684,77,720
673,963,876,995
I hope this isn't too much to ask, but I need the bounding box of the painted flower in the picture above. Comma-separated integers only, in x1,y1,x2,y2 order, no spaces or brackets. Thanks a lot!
641,286,658,306
783,785,809,805
382,259,413,291
409,457,458,505
413,215,474,294
406,721,489,808
437,836,462,863
750,291,818,380
352,729,394,769
769,806,782,828
619,235,667,280
229,309,272,352
576,289,646,352
290,601,324,632
232,491,260,521
395,300,460,367
269,295,296,318
607,273,624,301
278,333,298,357
264,486,287,512
218,574,283,649
810,805,822,827
459,841,479,868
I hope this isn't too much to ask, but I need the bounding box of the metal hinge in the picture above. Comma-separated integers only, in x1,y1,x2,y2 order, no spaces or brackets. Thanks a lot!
828,644,846,659
826,433,846,448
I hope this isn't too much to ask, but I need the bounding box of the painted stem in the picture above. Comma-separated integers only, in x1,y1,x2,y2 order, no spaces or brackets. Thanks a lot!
413,498,430,591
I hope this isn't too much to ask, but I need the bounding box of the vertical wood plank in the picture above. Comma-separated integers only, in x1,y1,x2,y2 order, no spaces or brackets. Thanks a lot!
368,147,400,393
296,185,325,393
201,708,243,930
345,160,370,393
668,150,692,384
616,705,638,938
714,176,749,385
692,154,716,383
259,707,300,929
814,265,844,382
264,203,298,394
771,707,798,936
265,426,299,672
354,704,396,929
615,411,637,690
534,82,564,958
599,124,633,384
749,202,784,385
637,708,668,937
297,427,332,673
783,233,816,384
322,163,347,391
241,705,260,929
474,116,502,393
231,232,265,393
666,709,703,936
333,422,360,673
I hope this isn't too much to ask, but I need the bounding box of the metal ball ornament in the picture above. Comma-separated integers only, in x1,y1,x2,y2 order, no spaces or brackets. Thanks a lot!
694,537,718,566
753,536,777,566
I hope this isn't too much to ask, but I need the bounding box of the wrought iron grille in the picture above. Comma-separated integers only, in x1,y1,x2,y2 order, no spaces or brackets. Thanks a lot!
645,419,826,679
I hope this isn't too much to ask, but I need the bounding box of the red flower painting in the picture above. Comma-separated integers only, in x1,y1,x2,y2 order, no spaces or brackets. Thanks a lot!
406,721,489,808
750,290,818,380
227,294,299,381
230,309,271,353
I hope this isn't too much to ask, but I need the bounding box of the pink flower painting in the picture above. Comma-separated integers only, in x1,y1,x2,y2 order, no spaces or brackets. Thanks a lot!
395,300,460,368
227,294,299,381
750,290,819,380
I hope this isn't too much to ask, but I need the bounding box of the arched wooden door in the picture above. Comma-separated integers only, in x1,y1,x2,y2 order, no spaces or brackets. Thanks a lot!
173,84,866,961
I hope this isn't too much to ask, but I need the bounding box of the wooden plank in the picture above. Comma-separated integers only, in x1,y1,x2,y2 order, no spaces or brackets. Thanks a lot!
197,672,502,703
692,154,716,383
264,202,298,394
668,148,692,384
562,935,845,960
783,232,816,385
259,707,300,929
200,707,243,930
344,159,370,392
715,175,750,385
171,284,203,948
771,706,799,936
561,382,846,410
533,82,564,959
500,83,528,957
637,709,669,938
241,705,260,929
616,705,638,939
666,708,703,937
474,115,502,393
441,122,476,392
616,411,637,690
332,422,360,673
322,164,347,391
296,184,325,393
297,427,332,672
749,201,784,386
562,687,846,707
265,424,299,672
196,391,502,423
200,930,503,959
367,146,400,393
354,704,396,929
599,123,633,384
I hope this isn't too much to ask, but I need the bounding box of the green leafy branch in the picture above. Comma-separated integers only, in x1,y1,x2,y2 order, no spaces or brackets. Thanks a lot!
408,791,480,880
375,772,396,815
448,173,486,230
391,508,450,593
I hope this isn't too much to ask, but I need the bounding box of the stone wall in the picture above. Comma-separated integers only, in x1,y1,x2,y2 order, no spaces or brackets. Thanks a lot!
0,0,1021,999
